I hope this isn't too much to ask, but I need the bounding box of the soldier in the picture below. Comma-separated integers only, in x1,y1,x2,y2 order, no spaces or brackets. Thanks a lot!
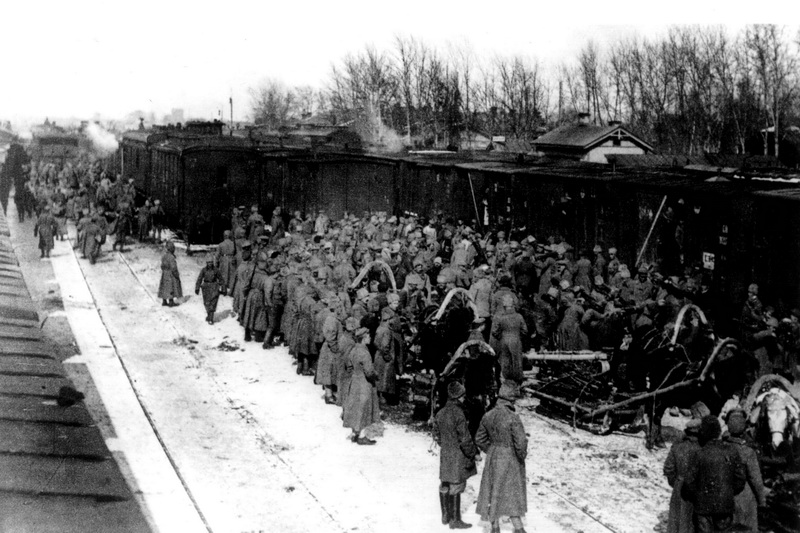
592,244,607,283
270,206,285,244
231,242,254,320
315,295,342,404
33,205,58,259
682,416,746,533
342,327,380,445
150,199,165,242
607,247,621,280
374,306,403,404
112,203,133,253
137,200,152,242
475,382,528,533
242,252,270,343
434,381,479,529
663,418,701,533
195,257,224,325
246,205,264,242
82,214,103,264
215,230,237,296
490,294,528,384
157,241,182,306
724,409,766,532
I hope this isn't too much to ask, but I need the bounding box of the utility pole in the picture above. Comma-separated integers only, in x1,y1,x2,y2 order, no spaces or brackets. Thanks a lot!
230,97,234,130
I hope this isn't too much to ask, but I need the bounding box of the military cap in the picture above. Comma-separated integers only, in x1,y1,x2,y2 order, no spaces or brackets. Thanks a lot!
593,245,602,253
241,241,252,249
447,381,466,400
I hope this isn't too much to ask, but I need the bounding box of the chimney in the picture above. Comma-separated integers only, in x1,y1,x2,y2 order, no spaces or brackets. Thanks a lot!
577,112,591,125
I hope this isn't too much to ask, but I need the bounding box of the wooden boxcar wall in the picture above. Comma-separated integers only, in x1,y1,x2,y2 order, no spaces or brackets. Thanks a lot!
122,141,151,193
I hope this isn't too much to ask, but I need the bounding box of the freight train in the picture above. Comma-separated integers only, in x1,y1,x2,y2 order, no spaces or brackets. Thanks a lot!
119,121,800,335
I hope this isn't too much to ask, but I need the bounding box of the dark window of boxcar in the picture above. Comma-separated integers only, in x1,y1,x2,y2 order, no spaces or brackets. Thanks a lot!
216,166,228,187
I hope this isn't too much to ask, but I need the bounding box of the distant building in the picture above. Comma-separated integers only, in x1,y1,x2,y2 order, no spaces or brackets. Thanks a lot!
534,115,653,163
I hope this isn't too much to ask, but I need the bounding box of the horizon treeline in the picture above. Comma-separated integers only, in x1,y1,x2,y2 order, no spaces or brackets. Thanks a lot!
250,24,800,157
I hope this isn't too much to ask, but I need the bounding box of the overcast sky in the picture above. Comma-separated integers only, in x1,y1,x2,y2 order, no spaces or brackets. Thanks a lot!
0,0,794,127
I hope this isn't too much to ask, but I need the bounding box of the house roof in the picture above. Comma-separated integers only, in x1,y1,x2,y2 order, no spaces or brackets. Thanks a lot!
534,123,653,152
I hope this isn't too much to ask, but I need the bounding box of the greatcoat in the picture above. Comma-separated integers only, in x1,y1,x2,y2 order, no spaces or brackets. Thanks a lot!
342,343,380,433
475,400,528,521
157,250,183,300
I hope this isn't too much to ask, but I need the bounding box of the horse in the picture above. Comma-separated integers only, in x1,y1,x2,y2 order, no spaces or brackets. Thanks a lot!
743,375,800,477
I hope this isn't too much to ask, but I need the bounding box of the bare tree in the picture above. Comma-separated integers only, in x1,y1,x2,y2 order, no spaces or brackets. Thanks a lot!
249,79,297,130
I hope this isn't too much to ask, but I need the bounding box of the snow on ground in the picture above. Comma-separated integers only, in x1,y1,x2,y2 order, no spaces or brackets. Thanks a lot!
14,213,673,533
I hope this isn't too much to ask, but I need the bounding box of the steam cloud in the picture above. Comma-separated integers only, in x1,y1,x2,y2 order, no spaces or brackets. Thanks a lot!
85,122,119,155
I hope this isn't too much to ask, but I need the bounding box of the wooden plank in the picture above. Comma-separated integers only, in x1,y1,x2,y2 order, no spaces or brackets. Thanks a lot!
0,341,52,358
0,420,109,459
0,285,29,297
0,325,42,340
0,303,39,322
0,316,40,328
0,375,72,398
0,356,65,377
0,455,132,500
0,493,152,533
0,397,93,426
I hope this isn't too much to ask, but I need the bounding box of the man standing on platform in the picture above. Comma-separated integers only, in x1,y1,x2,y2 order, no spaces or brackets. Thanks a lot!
215,230,237,296
434,381,479,530
195,257,224,325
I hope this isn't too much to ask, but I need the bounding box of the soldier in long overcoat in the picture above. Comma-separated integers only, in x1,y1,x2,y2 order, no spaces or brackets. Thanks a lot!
195,257,224,324
215,230,237,295
663,418,701,533
157,241,182,306
724,409,766,533
342,327,380,445
315,298,342,404
336,317,358,407
373,306,403,402
434,381,479,529
81,215,103,264
295,292,320,376
230,242,254,319
242,255,270,342
33,206,58,258
475,382,527,531
490,294,528,384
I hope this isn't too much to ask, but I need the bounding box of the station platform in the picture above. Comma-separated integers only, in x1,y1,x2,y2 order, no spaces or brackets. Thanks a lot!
0,206,151,533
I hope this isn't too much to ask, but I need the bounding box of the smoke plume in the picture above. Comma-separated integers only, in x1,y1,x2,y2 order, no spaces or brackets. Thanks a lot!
85,122,119,155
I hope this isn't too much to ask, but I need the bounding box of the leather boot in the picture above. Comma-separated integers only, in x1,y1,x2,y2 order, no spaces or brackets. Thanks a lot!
439,492,450,525
448,494,471,529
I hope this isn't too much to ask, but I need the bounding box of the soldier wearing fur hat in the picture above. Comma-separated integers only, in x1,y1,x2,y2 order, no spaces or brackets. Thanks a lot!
722,409,766,533
195,257,224,324
433,380,479,529
475,382,528,533
682,416,746,533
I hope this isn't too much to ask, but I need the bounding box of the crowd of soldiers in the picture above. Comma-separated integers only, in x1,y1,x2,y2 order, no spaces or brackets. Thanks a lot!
16,158,167,263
